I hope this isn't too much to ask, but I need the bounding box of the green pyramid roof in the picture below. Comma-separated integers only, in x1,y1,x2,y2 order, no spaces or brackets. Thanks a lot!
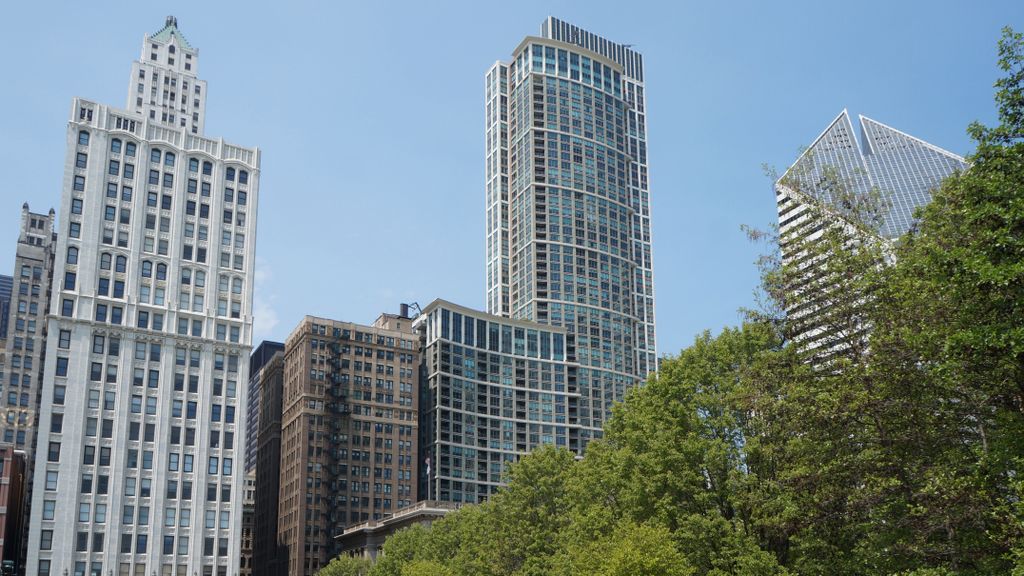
150,16,193,51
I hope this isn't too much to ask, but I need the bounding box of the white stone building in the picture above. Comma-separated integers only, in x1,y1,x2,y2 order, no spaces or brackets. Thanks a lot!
27,17,258,576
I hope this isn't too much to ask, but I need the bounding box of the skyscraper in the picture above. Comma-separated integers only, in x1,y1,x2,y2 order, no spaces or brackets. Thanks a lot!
27,17,259,576
1,203,56,571
485,17,656,444
775,110,967,360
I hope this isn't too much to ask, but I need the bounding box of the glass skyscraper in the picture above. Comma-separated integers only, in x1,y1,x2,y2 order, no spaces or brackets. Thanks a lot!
775,110,967,361
779,110,967,240
485,17,656,443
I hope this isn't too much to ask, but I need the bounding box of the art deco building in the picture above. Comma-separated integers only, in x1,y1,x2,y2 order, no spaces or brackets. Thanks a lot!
1,203,57,571
416,300,576,503
2,204,57,453
27,17,259,576
775,110,967,360
486,18,656,446
277,314,419,576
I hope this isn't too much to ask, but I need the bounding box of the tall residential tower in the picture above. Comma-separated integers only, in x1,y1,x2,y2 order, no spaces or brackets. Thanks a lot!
28,17,259,576
485,18,656,444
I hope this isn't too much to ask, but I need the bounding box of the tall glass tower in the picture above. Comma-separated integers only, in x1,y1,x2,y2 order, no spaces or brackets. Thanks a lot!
486,17,656,443
775,110,967,361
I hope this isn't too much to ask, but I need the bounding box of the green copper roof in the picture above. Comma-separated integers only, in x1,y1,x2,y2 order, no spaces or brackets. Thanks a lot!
150,16,193,51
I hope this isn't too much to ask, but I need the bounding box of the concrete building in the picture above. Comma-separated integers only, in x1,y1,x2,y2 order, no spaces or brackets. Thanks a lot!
27,17,259,576
335,501,459,560
253,351,285,576
775,111,967,362
1,203,56,572
245,341,283,474
1,204,57,452
0,446,26,575
485,18,657,448
277,313,419,576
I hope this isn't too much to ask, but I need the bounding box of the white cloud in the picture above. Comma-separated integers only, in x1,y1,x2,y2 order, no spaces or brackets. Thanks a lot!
252,257,280,342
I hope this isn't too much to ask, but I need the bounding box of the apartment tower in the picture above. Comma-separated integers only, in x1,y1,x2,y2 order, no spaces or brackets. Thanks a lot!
486,18,656,445
27,17,259,576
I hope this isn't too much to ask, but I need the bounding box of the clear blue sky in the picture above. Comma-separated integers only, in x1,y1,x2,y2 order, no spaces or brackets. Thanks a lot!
0,0,1018,355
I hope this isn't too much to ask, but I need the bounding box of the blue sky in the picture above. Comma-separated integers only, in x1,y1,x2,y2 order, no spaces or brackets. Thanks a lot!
0,0,1018,355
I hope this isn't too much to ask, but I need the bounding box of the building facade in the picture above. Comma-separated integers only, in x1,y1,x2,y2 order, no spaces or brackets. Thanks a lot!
253,351,285,576
0,275,12,341
277,314,419,576
775,110,967,360
245,341,284,474
2,204,57,453
1,203,57,572
416,299,576,503
27,17,259,576
486,18,656,447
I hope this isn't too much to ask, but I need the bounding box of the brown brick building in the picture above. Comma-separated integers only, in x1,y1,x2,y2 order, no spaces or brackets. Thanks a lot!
276,313,419,576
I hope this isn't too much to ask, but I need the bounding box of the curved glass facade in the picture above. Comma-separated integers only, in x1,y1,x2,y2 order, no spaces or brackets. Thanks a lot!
486,18,656,446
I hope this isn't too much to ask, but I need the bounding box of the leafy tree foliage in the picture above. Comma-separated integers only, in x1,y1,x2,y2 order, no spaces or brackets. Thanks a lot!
316,555,374,576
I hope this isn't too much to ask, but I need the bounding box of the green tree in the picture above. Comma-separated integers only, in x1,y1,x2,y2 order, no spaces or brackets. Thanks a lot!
317,555,373,576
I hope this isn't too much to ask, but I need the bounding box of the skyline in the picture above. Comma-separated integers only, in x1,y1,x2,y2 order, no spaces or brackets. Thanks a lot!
0,0,1016,357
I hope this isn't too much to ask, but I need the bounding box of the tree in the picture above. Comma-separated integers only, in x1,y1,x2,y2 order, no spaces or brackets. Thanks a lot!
317,555,374,576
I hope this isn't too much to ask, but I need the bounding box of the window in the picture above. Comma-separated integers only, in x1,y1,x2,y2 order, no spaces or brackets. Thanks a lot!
239,170,249,184
115,255,127,273
150,149,161,164
189,158,199,172
67,246,78,264
202,161,212,175
165,152,175,167
73,175,85,191
110,138,121,153
75,152,88,168
47,441,60,462
126,142,136,157
78,130,90,146
69,222,80,238
40,530,53,550
42,500,56,520
71,198,83,214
